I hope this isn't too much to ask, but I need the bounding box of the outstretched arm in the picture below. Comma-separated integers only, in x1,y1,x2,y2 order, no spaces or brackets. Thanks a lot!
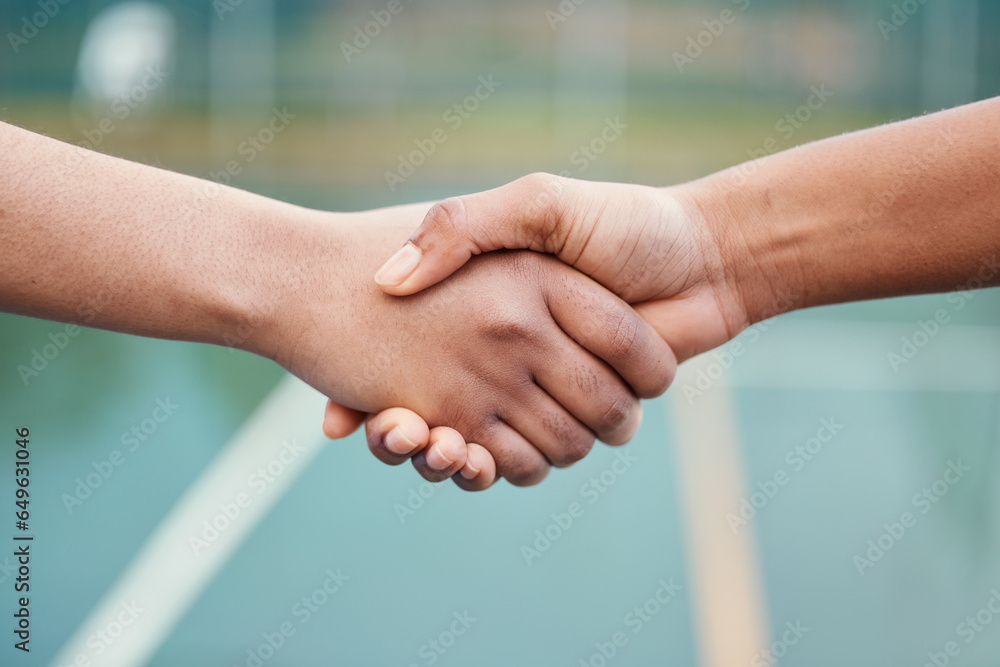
348,97,1000,481
0,120,290,351
1,121,676,489
374,96,1000,352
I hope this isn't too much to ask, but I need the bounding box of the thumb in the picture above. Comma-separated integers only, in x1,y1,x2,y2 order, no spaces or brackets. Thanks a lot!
322,399,366,439
374,173,571,296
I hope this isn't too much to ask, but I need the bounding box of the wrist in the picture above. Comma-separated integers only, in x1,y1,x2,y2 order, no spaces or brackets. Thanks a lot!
207,194,350,363
234,202,428,376
674,171,806,329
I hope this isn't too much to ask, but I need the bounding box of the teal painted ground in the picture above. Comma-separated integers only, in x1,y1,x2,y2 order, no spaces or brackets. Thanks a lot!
1,191,998,666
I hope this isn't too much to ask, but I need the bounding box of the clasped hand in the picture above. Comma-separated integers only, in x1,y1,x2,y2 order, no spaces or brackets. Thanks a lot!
317,174,755,490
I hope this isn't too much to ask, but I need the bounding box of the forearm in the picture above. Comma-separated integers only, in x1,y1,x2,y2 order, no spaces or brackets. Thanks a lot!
684,97,1000,323
0,121,319,356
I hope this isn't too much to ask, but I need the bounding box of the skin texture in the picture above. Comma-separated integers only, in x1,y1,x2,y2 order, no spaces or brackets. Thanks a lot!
340,96,1000,487
0,120,675,490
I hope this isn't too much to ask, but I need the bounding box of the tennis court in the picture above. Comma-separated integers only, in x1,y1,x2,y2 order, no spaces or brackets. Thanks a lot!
1,1,998,664
1,283,996,666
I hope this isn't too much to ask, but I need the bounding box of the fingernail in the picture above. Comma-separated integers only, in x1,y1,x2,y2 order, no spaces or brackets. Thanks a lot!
425,444,454,471
384,427,417,455
374,243,421,286
459,461,480,480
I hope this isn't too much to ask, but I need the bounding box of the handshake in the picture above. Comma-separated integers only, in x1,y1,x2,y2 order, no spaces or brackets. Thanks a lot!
302,173,781,491
4,97,995,490
286,98,1000,490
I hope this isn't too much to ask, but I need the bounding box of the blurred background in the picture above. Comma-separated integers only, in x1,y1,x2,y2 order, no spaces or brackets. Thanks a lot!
1,0,999,665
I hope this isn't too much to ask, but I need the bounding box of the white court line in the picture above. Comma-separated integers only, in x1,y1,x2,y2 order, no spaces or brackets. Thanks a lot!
670,356,770,667
49,318,998,666
48,375,327,667
667,319,998,667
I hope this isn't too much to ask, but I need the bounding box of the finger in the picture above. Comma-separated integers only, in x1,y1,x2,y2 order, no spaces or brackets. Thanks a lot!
503,386,596,468
633,297,734,364
322,400,366,439
411,427,468,483
374,173,572,295
533,336,643,446
475,419,551,487
452,443,499,492
365,407,431,467
545,262,678,399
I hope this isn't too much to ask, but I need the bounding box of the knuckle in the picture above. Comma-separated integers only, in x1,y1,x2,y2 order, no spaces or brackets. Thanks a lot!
418,470,452,484
413,458,453,484
597,391,635,433
422,197,469,242
481,310,538,345
503,458,550,487
519,172,565,243
368,438,405,466
547,423,595,468
453,476,488,492
491,248,545,284
539,412,594,467
520,171,558,194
